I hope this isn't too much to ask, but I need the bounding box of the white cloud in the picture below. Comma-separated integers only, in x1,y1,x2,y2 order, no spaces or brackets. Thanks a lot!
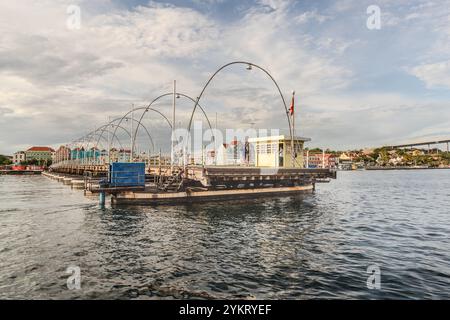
410,61,450,89
295,10,330,24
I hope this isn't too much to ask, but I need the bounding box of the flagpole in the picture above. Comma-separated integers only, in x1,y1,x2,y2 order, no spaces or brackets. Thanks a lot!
292,91,295,142
171,80,176,172
291,91,295,167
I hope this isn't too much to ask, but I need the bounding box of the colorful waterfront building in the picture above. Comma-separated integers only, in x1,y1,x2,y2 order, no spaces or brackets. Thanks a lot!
70,147,101,162
305,153,337,169
25,146,55,162
71,147,85,160
85,148,101,160
54,146,71,163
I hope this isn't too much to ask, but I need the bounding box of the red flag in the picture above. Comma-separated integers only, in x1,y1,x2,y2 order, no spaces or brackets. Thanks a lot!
289,95,294,116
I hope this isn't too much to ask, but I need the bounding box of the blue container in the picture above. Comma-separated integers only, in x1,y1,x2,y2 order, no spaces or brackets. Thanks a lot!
109,162,145,187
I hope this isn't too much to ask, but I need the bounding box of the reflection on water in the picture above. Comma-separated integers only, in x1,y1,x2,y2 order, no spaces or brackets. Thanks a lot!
0,170,450,299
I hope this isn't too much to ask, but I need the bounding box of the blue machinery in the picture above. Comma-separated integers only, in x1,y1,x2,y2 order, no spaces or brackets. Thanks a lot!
99,162,146,207
109,162,145,187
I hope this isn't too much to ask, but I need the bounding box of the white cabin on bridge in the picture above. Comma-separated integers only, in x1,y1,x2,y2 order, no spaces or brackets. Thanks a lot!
248,135,310,168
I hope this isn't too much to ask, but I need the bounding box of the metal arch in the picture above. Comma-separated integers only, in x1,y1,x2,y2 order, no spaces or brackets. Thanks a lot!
94,117,153,152
111,104,171,158
110,105,172,159
91,122,132,151
80,131,125,163
94,116,155,153
70,136,89,163
85,129,125,151
72,128,104,149
75,126,126,150
131,106,173,130
79,130,118,155
79,129,125,159
131,107,173,153
70,125,131,162
68,125,128,164
111,98,176,156
83,118,154,164
86,128,124,161
132,93,214,155
186,61,295,165
187,61,292,133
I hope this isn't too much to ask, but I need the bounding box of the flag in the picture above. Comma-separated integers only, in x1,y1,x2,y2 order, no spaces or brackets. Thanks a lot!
289,94,295,116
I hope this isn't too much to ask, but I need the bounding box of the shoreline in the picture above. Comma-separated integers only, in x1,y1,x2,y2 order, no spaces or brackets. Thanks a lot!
0,170,43,175
365,166,450,171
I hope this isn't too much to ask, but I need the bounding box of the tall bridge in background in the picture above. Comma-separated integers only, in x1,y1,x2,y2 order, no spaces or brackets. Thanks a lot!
384,139,450,153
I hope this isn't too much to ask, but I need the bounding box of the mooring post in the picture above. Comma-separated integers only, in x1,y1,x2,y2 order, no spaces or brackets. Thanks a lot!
99,191,106,207
306,149,309,168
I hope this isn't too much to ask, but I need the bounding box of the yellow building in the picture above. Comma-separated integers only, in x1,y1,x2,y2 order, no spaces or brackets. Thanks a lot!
248,135,310,168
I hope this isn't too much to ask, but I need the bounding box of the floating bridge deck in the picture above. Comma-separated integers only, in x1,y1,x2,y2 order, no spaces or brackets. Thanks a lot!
48,164,336,204
182,166,336,188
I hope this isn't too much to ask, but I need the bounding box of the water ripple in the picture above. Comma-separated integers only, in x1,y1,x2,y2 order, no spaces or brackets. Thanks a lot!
0,171,450,299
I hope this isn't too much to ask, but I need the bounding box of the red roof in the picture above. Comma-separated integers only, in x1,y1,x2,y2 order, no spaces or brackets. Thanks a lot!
27,146,55,152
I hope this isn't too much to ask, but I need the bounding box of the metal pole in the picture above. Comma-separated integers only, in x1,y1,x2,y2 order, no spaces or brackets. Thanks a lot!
99,191,106,208
171,80,176,171
107,116,111,164
322,149,325,168
159,148,162,185
215,112,218,166
306,149,309,168
202,144,204,167
291,91,295,168
130,104,134,162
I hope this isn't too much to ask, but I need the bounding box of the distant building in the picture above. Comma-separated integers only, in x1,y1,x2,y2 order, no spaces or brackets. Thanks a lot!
248,135,310,168
306,153,337,169
85,147,101,160
13,151,26,164
362,148,374,156
54,146,71,163
98,149,108,163
25,146,55,162
70,147,102,162
338,152,353,170
118,149,131,162
389,156,404,166
108,148,117,162
71,147,85,160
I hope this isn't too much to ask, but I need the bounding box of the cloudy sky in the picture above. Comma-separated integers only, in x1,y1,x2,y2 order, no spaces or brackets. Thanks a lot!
1,0,450,155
